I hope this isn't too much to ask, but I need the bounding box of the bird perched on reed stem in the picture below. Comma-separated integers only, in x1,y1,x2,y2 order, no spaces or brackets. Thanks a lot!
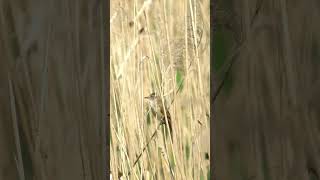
144,93,172,135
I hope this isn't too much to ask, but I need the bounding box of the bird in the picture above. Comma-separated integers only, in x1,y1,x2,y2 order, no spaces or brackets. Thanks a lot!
144,92,172,135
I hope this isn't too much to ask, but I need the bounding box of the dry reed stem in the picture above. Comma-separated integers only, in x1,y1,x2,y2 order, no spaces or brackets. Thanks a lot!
111,0,210,179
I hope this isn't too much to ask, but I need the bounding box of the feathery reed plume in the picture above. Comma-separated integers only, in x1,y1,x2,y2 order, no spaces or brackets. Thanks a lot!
160,0,204,76
111,0,210,179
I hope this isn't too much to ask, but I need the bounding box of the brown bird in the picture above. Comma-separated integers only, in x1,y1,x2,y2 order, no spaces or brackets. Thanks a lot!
144,93,172,135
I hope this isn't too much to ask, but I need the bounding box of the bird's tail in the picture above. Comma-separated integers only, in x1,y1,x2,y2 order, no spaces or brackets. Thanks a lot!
162,112,173,142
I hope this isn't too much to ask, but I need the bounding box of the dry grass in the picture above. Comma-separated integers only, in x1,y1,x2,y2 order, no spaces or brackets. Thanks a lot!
110,0,210,179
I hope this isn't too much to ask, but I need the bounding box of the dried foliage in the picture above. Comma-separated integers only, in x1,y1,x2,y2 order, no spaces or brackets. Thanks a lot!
110,0,210,179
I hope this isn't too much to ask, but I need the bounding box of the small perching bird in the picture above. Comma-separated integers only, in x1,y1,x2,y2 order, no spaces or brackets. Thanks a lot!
144,92,173,135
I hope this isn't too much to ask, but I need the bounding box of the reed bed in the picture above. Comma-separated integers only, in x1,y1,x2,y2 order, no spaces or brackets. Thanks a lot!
110,0,210,179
